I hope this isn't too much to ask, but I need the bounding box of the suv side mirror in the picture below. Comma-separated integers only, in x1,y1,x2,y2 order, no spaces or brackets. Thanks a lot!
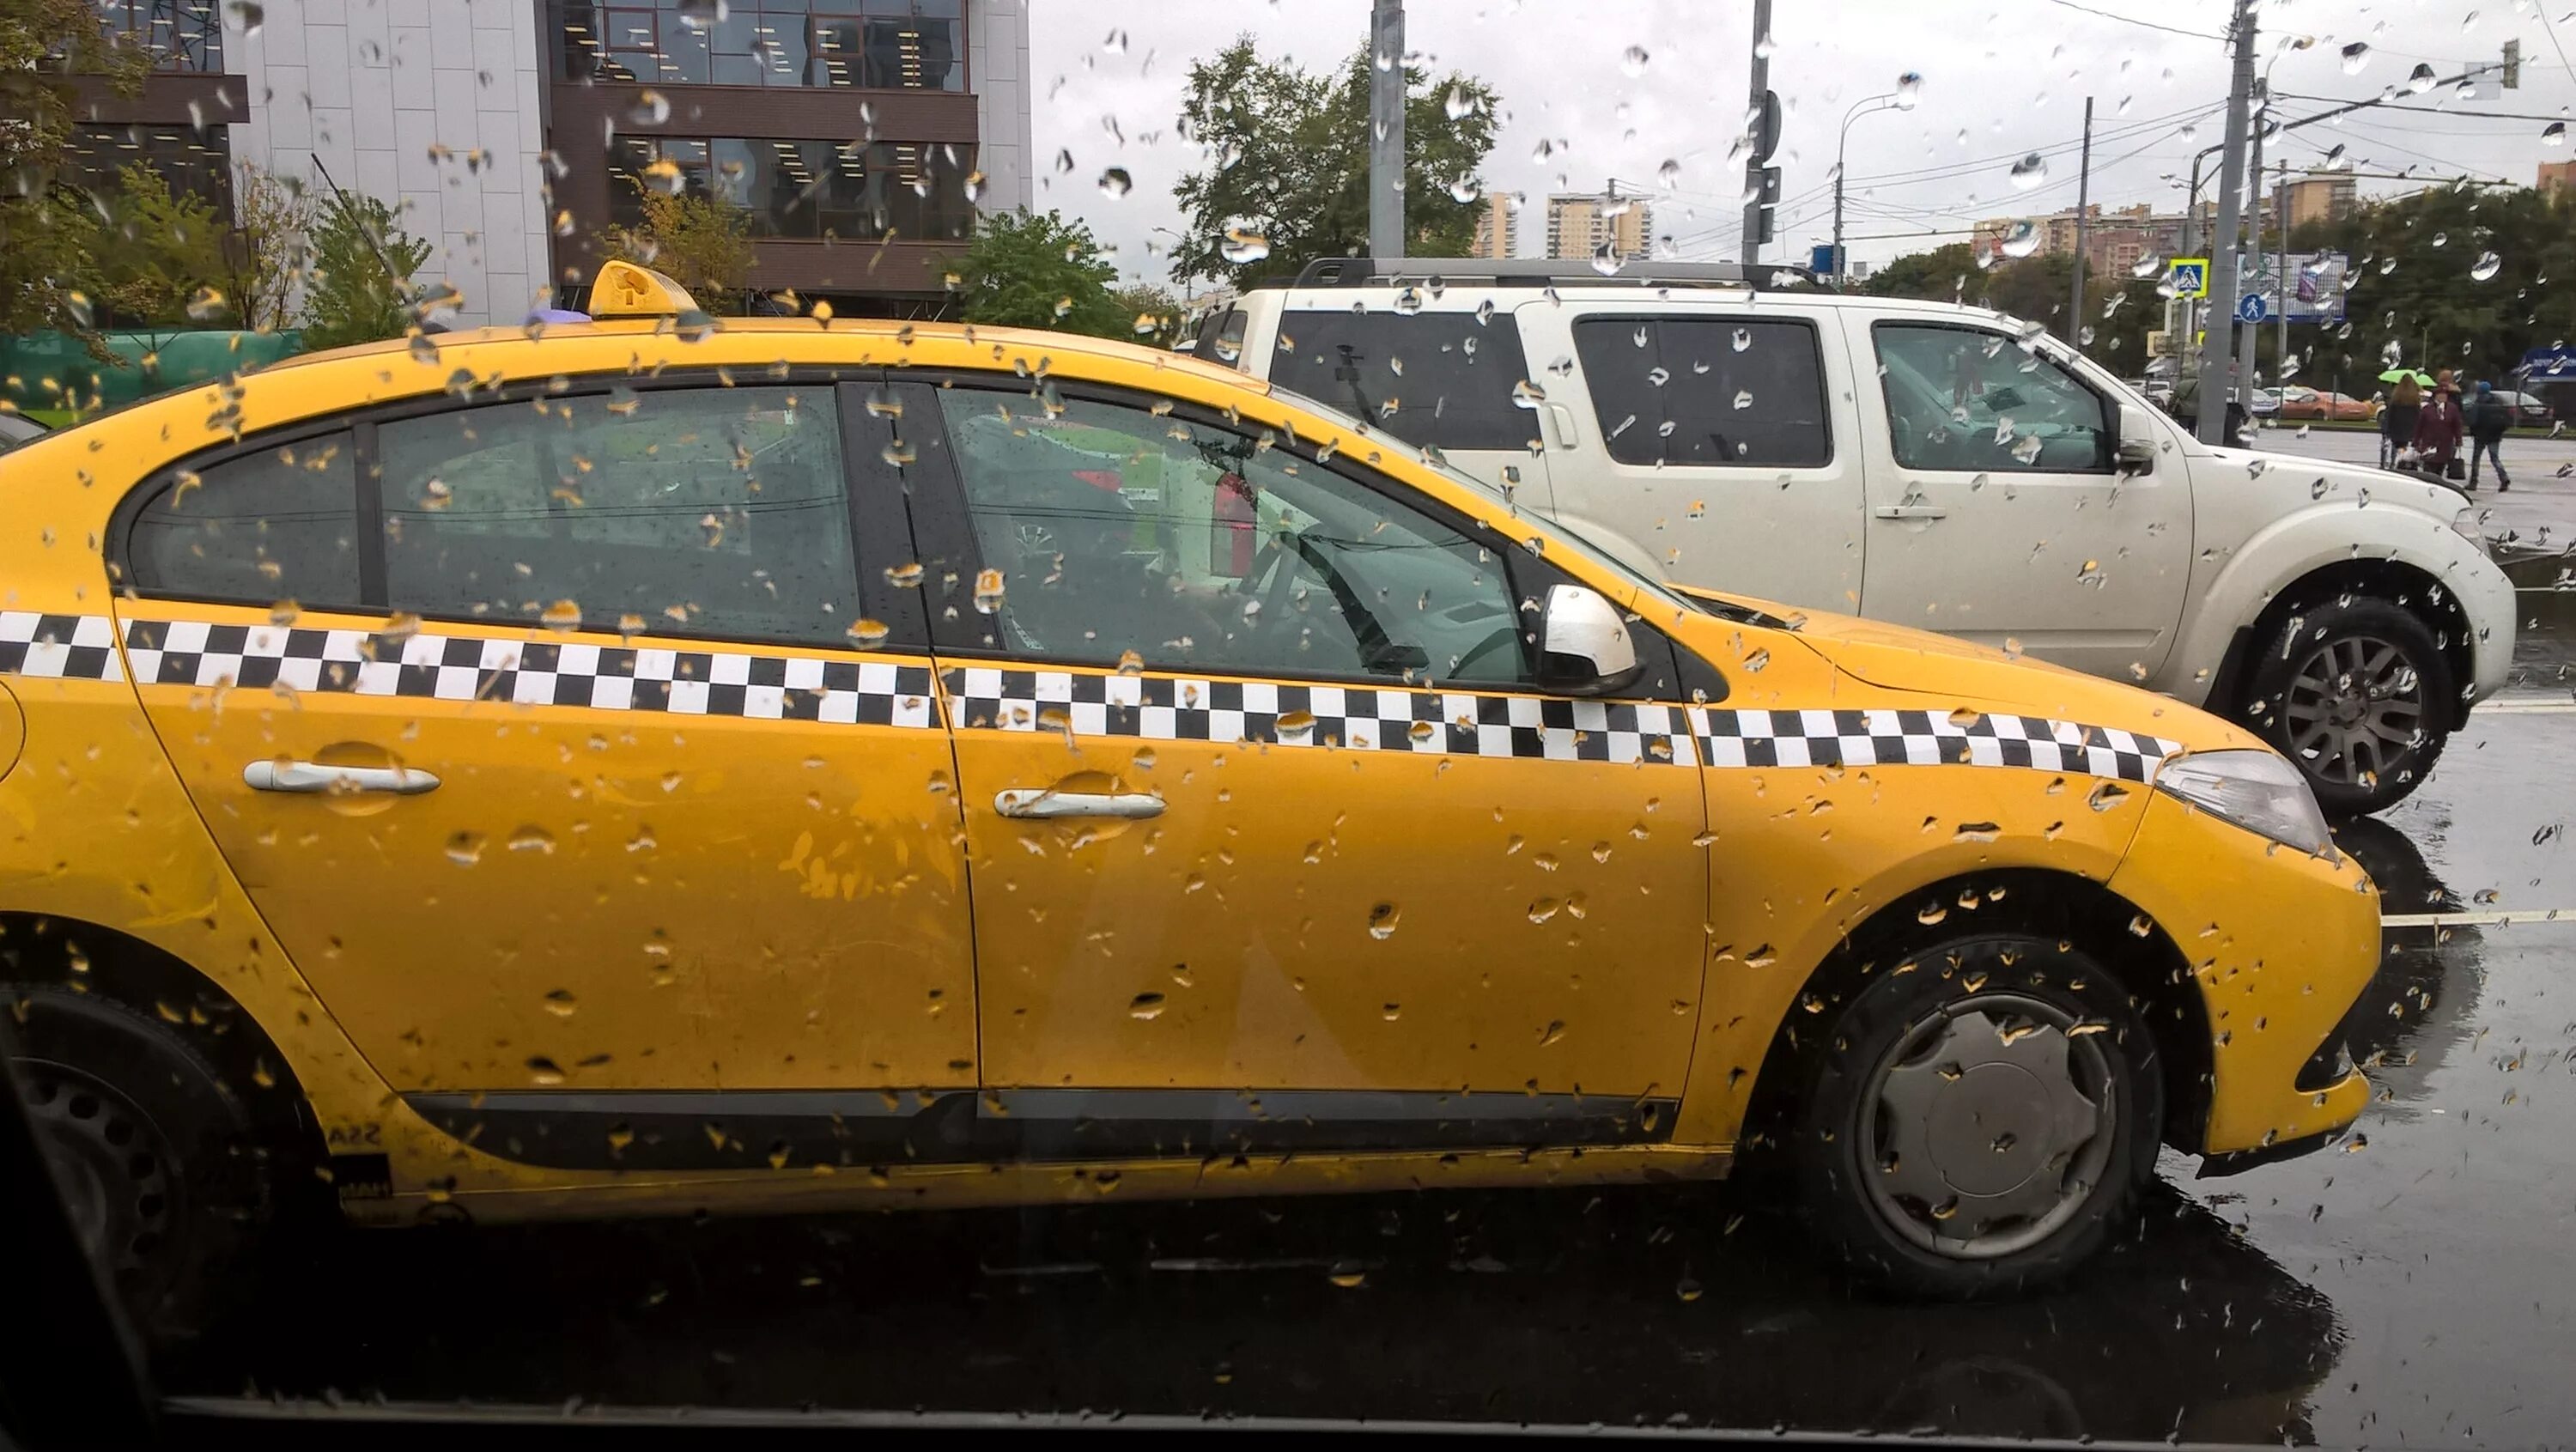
1539,584,1645,695
2115,404,2159,476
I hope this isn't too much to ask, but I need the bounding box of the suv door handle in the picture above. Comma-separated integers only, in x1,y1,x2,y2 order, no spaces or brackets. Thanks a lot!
1872,505,1949,520
994,789,1166,820
244,761,442,795
1546,402,1580,448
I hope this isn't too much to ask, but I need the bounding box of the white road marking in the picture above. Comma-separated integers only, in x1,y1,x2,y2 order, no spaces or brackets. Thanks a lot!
2383,909,2576,927
2473,700,2576,714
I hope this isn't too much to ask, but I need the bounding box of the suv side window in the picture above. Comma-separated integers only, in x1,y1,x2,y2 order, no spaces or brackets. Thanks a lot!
1573,317,1832,468
1874,323,2111,472
937,391,1529,686
1270,309,1534,453
128,431,362,607
374,386,857,642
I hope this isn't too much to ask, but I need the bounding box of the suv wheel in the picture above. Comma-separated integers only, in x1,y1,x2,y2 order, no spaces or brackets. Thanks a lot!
6,984,278,1341
1788,932,2161,1298
2241,593,2451,816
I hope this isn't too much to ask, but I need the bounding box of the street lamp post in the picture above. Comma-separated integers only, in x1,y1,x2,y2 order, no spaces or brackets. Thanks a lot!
1834,93,1901,288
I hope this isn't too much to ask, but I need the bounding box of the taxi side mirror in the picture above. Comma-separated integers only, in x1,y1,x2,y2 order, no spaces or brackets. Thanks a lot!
1539,584,1645,696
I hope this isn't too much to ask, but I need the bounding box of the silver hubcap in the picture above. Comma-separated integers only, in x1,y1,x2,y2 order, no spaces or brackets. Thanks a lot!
2281,632,2424,787
1862,994,2117,1261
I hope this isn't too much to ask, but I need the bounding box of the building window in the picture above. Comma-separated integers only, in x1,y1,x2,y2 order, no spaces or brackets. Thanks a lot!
607,137,977,243
93,0,224,73
556,0,963,92
64,125,233,214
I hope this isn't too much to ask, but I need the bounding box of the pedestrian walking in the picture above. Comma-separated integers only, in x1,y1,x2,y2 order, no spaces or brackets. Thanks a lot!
2466,380,2514,491
2415,370,2466,484
2380,373,2423,469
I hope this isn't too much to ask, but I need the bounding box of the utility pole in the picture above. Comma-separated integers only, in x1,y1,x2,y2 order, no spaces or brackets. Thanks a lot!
1368,0,1405,259
2195,0,2257,446
1741,0,1774,264
2275,159,2291,381
2068,97,2093,344
2235,90,2267,410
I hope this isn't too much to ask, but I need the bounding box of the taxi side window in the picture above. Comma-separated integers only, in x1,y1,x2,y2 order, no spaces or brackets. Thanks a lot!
373,386,857,643
1874,323,2112,473
937,392,1530,687
129,431,362,607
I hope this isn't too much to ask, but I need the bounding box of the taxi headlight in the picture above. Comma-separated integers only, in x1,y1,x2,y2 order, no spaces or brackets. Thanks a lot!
2154,750,2337,860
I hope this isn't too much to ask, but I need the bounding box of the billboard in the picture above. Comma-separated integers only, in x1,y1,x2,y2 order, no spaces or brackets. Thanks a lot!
2242,251,2349,324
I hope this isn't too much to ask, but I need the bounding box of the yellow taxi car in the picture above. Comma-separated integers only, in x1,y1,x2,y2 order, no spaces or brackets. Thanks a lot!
0,265,2375,1329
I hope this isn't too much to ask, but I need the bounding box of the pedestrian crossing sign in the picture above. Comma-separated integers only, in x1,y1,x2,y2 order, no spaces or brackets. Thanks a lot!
2168,258,2209,298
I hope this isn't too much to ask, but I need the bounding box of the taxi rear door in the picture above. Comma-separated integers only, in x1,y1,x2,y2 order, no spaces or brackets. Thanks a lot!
112,374,976,1172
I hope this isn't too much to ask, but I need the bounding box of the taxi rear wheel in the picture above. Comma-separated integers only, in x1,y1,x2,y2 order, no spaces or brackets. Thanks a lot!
5,983,272,1342
1789,933,2161,1298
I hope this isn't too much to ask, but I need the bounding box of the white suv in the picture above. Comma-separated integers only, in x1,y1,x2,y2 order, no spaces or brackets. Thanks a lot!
1198,258,2515,815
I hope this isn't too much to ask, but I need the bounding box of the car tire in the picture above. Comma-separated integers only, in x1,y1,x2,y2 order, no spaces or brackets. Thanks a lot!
4,983,283,1342
1787,931,2162,1299
2239,592,2452,817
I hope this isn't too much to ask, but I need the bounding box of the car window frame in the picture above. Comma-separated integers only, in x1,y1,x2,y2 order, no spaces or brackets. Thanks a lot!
106,370,923,658
1867,318,2118,476
894,374,1709,702
1567,311,1838,471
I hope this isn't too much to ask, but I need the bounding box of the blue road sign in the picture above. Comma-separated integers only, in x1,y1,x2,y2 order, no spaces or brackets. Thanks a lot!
2236,291,2269,323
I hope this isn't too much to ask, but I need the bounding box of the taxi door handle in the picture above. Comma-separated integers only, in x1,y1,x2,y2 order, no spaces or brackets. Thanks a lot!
993,789,1165,820
1873,504,1949,520
243,761,443,795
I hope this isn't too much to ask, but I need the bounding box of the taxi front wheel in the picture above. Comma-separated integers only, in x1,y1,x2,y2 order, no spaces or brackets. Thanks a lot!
1787,933,2162,1298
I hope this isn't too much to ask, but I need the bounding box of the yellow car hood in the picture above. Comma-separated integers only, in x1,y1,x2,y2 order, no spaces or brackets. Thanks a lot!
1668,586,2260,755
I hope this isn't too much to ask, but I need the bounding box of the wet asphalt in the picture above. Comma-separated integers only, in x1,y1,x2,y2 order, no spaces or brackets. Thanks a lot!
161,639,2576,1447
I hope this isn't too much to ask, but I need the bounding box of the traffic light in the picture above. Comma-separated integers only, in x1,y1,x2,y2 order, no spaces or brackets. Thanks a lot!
2503,38,2522,88
1747,88,1781,251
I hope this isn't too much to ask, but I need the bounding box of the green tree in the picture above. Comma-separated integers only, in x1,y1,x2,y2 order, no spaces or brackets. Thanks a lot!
1170,37,1504,289
595,178,756,314
1113,281,1186,346
1863,242,1978,302
942,209,1127,338
222,162,314,334
2277,181,2576,395
0,0,146,341
301,191,434,350
94,164,226,331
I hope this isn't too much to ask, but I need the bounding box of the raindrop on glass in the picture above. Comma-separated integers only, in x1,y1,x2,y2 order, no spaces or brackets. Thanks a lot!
2008,153,2048,190
1097,167,1133,199
2340,41,2370,75
2471,252,2502,282
1621,46,1649,76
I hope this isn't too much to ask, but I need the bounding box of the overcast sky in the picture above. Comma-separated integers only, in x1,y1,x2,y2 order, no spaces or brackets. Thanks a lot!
1024,0,2576,288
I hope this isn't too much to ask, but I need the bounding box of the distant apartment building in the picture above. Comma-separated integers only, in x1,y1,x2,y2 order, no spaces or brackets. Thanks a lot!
2541,161,2576,199
64,0,1036,327
1975,200,2218,276
2273,172,2357,230
1468,192,1517,259
1545,189,1652,260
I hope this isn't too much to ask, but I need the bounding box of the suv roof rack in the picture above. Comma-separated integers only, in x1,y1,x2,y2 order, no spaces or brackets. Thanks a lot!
1267,256,1815,291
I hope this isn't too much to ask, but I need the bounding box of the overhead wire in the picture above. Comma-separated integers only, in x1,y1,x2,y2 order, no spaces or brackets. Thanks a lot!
2039,0,2224,43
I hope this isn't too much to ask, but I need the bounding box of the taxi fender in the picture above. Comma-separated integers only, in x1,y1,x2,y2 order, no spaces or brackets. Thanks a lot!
1676,797,2154,1150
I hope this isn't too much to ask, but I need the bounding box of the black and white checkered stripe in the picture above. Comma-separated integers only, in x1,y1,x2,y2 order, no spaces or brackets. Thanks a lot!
944,667,1697,765
0,612,125,683
117,618,940,728
1690,706,2179,782
0,615,2180,782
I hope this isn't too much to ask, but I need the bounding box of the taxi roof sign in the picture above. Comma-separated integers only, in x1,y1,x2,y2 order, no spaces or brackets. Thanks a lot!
589,261,701,319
